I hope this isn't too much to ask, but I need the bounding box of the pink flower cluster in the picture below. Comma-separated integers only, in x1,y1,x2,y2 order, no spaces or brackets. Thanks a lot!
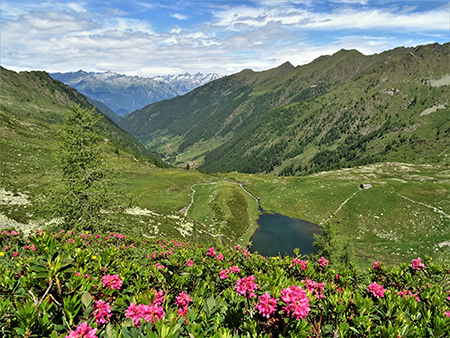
235,275,258,298
303,279,325,299
65,322,98,338
292,258,307,270
92,300,112,325
411,257,425,271
398,289,420,302
206,246,216,257
255,292,278,318
318,257,328,267
175,291,191,318
220,269,229,279
102,274,123,291
220,265,241,280
186,259,195,267
373,261,382,270
125,291,165,327
154,262,165,269
281,285,310,320
230,265,241,273
367,282,385,298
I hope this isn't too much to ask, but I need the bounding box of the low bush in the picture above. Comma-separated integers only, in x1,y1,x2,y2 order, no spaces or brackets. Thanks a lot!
1,229,449,337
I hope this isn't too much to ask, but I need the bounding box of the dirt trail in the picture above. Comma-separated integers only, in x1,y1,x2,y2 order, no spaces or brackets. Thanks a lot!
396,193,450,218
320,191,359,225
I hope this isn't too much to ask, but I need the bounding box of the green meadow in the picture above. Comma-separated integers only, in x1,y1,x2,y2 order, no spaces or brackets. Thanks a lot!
1,112,449,267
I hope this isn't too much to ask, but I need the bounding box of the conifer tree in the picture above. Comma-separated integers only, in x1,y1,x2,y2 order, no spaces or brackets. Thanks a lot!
37,105,127,232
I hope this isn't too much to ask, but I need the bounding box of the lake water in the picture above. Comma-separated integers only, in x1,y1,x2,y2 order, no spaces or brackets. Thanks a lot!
249,213,322,257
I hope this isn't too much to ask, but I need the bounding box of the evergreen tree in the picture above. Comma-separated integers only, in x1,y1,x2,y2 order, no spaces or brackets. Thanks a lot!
37,105,128,232
313,221,354,268
313,222,339,263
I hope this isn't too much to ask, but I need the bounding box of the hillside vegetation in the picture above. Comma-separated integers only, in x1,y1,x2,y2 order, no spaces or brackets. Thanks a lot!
118,43,450,174
0,66,166,191
1,63,449,269
1,230,450,337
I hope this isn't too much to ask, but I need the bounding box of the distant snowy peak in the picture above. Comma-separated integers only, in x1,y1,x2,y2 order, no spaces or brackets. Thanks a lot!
50,70,223,116
153,73,223,84
53,70,223,87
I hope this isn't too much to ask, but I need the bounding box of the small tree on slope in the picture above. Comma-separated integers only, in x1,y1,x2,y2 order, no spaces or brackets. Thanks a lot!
37,105,127,232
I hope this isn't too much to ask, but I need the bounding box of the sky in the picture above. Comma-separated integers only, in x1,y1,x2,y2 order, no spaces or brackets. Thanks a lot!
1,0,449,77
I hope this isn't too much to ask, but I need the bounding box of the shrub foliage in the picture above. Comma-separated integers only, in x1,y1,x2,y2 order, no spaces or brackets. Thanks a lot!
1,229,450,337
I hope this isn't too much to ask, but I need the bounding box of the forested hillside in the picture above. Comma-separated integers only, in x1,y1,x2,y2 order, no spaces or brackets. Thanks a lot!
118,43,450,174
0,66,167,194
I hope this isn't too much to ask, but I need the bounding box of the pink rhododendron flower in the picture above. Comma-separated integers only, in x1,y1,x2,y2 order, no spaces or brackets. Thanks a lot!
65,322,98,338
175,291,191,309
92,300,112,325
102,274,123,290
398,290,420,302
446,311,450,318
216,253,224,260
235,275,258,298
373,261,381,270
154,262,165,269
303,279,325,299
125,302,165,327
206,246,216,257
175,291,191,320
230,265,241,273
292,259,307,270
186,259,195,266
281,285,310,320
13,252,18,257
152,290,164,306
220,269,229,279
367,282,385,298
411,257,425,271
318,257,328,267
255,292,278,318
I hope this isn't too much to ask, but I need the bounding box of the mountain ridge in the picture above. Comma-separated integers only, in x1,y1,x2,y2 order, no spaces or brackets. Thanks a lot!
50,70,223,116
117,42,450,174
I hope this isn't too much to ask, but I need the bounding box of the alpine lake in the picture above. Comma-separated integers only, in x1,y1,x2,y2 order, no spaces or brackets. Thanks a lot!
249,212,322,258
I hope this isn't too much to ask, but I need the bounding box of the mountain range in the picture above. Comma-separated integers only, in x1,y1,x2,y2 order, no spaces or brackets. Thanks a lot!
117,42,450,174
50,70,223,117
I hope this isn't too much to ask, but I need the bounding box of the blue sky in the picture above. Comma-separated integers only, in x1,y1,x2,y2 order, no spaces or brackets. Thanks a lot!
1,0,449,76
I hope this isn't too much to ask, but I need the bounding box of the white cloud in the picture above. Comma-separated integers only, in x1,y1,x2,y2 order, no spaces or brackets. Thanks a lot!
1,0,448,77
210,4,449,31
171,13,189,20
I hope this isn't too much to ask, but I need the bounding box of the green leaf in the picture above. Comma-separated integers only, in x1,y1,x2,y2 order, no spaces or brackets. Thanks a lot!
81,291,93,308
349,327,361,335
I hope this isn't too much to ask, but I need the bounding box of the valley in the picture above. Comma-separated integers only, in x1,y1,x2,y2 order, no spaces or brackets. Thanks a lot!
1,42,449,269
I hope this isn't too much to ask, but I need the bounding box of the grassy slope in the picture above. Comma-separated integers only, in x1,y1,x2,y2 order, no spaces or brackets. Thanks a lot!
202,44,450,173
227,163,450,267
118,43,449,174
1,63,449,268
